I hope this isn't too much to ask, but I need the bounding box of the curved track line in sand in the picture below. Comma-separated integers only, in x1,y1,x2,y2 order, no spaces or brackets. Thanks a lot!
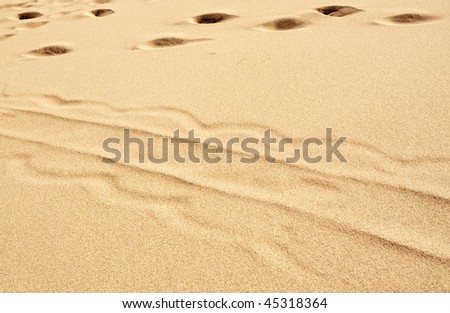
0,113,450,260
2,92,449,164
0,88,450,290
3,105,449,201
1,92,449,204
1,94,449,266
1,135,449,283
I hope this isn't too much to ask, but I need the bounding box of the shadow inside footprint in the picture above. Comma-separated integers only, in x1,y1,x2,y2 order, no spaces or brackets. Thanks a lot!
30,45,72,56
18,12,43,20
388,13,435,24
261,18,307,31
151,37,186,47
144,37,210,49
194,13,236,24
317,6,362,17
91,9,115,17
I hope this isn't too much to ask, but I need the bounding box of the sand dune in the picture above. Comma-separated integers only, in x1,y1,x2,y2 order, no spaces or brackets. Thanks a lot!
0,0,449,292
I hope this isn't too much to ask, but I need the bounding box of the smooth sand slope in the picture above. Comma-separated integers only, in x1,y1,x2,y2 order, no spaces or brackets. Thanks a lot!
0,0,449,292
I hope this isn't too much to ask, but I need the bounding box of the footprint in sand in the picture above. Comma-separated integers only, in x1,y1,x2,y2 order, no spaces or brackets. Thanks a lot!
91,9,115,17
135,37,211,50
27,45,73,57
387,13,437,24
255,18,308,31
193,13,237,24
17,12,43,20
373,13,439,26
316,5,362,17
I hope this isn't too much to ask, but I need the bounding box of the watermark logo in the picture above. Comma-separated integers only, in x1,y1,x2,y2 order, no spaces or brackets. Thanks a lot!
102,128,347,164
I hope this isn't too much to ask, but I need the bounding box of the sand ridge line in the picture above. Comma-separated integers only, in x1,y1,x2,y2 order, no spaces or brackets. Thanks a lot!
2,133,450,267
1,127,449,261
1,93,449,204
2,92,449,165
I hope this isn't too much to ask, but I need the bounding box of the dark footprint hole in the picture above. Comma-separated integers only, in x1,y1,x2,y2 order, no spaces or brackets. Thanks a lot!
150,37,187,47
194,13,235,24
30,45,72,56
388,13,435,24
18,11,43,20
91,9,115,17
263,18,306,31
317,6,361,17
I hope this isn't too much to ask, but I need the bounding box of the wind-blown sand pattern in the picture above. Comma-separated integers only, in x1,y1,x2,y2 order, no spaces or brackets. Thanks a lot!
0,0,449,292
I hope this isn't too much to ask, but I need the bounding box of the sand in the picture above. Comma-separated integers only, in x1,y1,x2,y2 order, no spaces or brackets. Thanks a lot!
0,0,449,292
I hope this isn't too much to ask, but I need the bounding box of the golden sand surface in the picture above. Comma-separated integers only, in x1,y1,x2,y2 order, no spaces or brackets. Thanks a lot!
0,0,449,292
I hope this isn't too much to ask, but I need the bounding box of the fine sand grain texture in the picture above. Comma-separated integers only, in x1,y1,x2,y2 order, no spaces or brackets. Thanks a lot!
0,0,449,292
